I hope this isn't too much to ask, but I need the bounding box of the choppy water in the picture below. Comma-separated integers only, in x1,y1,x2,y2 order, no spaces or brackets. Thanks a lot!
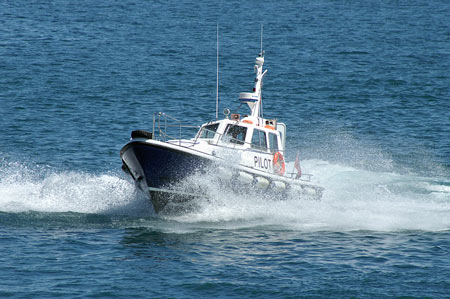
1,0,449,297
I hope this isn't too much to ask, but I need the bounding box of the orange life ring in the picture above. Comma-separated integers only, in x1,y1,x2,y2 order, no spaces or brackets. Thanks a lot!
273,152,285,176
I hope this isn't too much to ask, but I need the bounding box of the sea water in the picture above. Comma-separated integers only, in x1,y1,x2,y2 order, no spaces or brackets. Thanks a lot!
1,0,449,297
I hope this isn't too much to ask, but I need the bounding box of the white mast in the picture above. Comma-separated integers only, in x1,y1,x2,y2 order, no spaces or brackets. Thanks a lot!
238,25,267,120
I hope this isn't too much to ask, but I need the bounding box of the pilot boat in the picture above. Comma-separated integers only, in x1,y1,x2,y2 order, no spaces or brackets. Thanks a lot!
120,50,324,213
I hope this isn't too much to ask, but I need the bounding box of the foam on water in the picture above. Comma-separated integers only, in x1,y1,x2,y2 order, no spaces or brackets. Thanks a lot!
0,160,152,216
168,160,450,232
1,159,449,232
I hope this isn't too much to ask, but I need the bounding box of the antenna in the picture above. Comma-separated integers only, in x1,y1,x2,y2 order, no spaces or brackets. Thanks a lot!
260,24,263,55
260,24,264,118
216,24,219,120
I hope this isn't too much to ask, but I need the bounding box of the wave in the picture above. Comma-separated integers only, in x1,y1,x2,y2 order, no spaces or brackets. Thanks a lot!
0,160,152,216
168,160,450,232
0,159,449,232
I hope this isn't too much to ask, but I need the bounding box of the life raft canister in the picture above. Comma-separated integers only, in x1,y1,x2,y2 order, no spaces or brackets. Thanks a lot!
273,151,286,176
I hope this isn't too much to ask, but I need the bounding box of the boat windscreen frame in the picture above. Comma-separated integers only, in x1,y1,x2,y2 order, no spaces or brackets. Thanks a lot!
222,124,248,145
197,123,220,139
268,131,280,153
251,128,268,151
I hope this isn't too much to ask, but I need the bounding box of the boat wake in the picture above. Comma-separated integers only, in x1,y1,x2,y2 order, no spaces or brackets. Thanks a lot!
0,160,152,217
166,159,450,232
0,159,449,232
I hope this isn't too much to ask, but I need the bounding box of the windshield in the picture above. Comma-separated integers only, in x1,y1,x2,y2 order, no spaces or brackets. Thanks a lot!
269,132,279,153
199,123,219,139
251,129,268,151
223,124,247,145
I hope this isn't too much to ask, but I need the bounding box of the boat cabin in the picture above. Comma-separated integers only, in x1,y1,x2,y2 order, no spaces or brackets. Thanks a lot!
196,115,286,155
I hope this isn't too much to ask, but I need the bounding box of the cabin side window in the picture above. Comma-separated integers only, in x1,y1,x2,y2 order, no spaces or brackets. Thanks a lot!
269,132,279,153
251,129,267,151
199,123,219,139
223,124,247,145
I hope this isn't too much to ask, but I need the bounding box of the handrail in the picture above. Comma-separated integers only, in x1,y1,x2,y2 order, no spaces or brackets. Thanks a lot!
153,112,201,144
286,172,312,182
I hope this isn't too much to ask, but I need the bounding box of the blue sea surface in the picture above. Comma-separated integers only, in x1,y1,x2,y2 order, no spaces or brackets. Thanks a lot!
1,0,449,297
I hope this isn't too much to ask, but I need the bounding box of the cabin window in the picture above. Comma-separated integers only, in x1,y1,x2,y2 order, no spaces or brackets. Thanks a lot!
251,129,267,150
269,132,279,153
199,123,219,139
223,124,247,145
